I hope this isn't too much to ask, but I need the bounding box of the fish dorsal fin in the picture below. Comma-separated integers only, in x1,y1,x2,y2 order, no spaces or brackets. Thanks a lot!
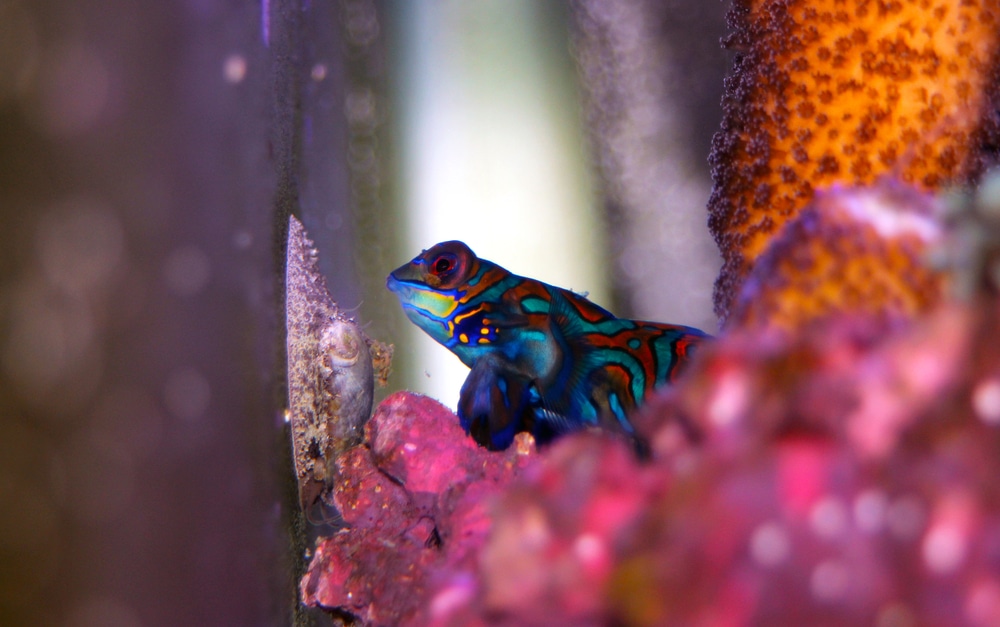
554,286,616,326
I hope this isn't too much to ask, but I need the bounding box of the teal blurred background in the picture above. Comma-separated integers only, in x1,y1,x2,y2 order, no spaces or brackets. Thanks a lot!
0,1,727,624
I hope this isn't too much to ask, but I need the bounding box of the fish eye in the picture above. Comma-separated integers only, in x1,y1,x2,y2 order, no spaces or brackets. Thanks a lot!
430,254,456,276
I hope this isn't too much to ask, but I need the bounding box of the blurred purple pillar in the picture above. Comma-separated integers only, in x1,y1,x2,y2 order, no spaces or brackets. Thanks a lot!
0,1,357,625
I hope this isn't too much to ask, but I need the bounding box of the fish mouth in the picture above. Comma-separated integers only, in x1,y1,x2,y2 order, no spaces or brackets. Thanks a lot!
385,271,458,324
386,273,428,306
385,272,411,297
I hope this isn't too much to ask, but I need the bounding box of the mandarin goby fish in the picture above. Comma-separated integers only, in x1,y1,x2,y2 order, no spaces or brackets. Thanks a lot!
387,241,710,451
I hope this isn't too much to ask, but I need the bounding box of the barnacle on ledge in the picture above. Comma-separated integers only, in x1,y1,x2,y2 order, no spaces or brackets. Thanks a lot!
709,0,1000,323
285,215,393,516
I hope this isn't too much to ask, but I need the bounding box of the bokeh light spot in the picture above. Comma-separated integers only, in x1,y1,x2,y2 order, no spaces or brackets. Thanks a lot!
223,53,247,83
37,198,124,295
163,367,211,421
972,378,1000,425
750,521,790,567
162,246,211,297
36,42,110,136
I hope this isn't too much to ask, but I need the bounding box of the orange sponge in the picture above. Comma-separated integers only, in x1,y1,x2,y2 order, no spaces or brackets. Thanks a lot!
710,0,1000,323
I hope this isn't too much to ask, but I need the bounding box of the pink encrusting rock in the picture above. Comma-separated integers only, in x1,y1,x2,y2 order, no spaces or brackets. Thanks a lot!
612,302,1000,626
300,392,535,626
300,443,435,623
367,392,484,498
474,434,662,627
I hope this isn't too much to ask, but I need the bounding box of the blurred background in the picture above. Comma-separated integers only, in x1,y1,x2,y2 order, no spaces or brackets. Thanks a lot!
0,0,726,625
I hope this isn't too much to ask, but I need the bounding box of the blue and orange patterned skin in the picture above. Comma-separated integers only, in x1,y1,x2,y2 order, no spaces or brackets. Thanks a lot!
386,241,710,451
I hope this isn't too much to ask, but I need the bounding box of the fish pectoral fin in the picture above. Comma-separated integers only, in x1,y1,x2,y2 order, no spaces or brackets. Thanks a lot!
531,407,575,443
479,302,531,329
458,356,537,450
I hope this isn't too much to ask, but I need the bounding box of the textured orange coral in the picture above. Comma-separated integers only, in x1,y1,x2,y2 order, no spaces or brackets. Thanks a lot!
728,181,945,329
709,0,1000,323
